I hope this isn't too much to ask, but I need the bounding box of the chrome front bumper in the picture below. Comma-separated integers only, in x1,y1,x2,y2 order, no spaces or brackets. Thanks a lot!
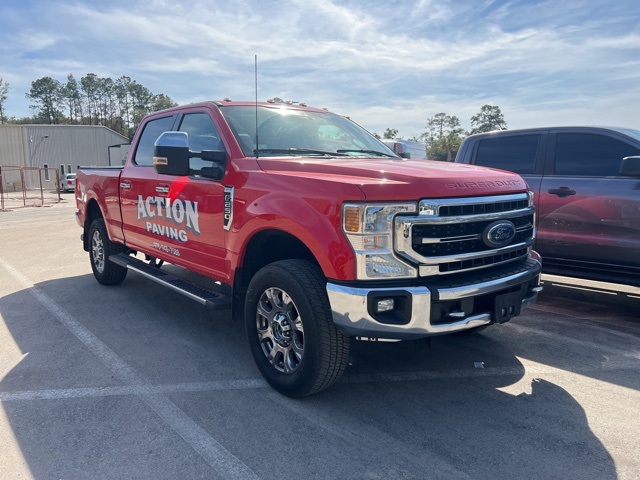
327,258,542,340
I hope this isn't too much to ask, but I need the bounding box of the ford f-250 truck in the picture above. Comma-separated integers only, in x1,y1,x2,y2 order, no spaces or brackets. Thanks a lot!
76,100,542,397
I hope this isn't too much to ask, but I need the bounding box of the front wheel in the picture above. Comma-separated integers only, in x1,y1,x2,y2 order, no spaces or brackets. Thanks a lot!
245,260,350,397
89,218,128,285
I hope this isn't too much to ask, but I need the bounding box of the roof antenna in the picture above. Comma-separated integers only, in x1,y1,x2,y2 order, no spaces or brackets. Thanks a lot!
255,54,259,158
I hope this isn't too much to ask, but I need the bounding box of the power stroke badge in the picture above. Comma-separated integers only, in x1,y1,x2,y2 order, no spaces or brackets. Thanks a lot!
224,186,234,231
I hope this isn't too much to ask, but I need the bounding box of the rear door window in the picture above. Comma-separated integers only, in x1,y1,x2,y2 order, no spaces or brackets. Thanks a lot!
474,135,540,174
554,133,640,176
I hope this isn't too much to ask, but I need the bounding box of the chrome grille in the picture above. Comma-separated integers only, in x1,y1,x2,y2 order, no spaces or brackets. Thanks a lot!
437,198,530,217
395,193,535,277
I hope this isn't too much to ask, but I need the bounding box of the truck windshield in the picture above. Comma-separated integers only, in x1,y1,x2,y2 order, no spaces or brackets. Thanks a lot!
220,105,397,158
617,128,640,143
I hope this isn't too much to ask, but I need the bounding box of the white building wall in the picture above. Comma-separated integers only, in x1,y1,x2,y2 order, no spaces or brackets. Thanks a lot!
0,126,29,167
25,125,129,172
0,125,129,187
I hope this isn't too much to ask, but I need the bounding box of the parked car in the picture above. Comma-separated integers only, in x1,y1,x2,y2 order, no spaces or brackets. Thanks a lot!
383,140,427,159
61,173,76,192
455,126,640,286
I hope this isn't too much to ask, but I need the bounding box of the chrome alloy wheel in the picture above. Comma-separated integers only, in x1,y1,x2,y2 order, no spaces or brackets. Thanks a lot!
91,229,105,274
256,287,304,374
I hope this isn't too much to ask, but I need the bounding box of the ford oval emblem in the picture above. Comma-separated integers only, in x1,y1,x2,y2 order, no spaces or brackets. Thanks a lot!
483,220,516,248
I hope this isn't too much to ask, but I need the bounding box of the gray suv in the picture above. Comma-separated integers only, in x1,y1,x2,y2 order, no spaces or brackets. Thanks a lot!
455,126,640,286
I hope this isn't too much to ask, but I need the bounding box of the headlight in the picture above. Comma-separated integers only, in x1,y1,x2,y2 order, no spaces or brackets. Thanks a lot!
343,203,418,279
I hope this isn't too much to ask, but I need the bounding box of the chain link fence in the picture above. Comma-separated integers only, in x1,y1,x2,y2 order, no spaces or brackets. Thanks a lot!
0,166,62,211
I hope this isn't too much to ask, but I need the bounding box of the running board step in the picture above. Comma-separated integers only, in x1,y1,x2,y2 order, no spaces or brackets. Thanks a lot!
111,254,231,310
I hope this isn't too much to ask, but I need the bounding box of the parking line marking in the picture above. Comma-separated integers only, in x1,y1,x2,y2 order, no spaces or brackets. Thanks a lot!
1,359,637,402
0,257,259,480
0,380,267,402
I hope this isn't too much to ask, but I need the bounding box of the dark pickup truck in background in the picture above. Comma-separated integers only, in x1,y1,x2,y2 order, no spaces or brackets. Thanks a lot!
455,126,640,286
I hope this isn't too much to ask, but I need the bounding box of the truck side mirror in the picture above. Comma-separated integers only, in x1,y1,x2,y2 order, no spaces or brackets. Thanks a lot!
153,132,190,176
199,150,227,163
620,156,640,177
193,150,228,180
153,132,228,178
392,142,410,158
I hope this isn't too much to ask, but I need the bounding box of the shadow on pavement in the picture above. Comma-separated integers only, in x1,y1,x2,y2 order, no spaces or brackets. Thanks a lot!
0,272,620,478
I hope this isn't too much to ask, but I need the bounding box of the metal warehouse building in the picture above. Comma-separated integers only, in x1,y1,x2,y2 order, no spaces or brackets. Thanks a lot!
0,125,129,188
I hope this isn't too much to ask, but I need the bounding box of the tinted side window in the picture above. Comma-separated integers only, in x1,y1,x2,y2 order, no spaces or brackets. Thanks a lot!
474,135,539,174
179,113,223,151
554,133,640,176
133,116,175,166
178,113,224,175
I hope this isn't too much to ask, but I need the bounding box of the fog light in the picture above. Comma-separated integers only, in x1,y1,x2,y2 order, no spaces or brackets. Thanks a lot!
376,298,395,313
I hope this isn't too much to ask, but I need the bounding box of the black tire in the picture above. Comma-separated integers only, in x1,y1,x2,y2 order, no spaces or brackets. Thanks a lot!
245,259,350,397
88,218,128,285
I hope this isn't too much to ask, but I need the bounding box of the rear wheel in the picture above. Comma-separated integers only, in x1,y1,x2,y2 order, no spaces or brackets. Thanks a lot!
89,218,128,285
245,260,350,397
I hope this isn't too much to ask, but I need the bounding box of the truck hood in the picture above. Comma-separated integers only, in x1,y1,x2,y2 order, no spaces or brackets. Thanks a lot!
255,157,528,200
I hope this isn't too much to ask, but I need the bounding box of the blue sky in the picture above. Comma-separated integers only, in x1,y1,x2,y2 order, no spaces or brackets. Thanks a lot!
1,0,639,138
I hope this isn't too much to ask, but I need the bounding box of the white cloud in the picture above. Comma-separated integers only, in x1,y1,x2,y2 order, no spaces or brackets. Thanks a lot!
0,0,638,133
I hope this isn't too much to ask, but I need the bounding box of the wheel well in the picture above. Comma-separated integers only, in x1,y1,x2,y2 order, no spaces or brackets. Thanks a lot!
83,199,103,251
233,230,320,318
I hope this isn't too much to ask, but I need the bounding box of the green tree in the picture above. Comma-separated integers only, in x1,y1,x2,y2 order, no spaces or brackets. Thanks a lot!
128,81,154,136
470,104,507,134
382,128,399,139
422,113,465,161
63,74,82,123
151,93,177,112
115,76,133,130
0,77,10,124
26,76,64,124
80,73,100,125
96,76,115,127
17,72,176,135
7,116,36,125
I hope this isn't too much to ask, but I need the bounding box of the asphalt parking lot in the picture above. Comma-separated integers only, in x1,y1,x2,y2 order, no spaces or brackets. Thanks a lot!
1,200,639,479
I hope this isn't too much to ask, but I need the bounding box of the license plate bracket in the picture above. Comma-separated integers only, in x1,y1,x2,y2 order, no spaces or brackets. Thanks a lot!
493,289,523,323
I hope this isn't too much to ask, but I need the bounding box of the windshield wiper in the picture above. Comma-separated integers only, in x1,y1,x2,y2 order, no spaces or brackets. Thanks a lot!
336,149,397,157
254,148,348,157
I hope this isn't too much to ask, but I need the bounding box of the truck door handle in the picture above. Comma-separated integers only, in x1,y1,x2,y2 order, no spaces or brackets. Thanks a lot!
156,185,170,194
120,181,131,190
548,187,576,197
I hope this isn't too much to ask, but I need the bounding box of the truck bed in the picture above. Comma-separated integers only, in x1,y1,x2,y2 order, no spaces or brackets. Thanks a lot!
76,166,124,244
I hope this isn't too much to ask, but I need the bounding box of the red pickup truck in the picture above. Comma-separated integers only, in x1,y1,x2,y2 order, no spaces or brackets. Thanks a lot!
76,100,542,397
